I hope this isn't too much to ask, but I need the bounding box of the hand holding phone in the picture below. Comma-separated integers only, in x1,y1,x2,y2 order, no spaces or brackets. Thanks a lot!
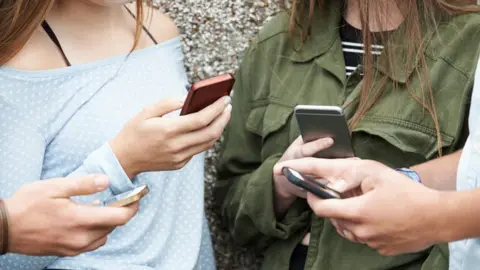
102,185,149,207
282,167,343,199
111,88,231,179
295,105,354,159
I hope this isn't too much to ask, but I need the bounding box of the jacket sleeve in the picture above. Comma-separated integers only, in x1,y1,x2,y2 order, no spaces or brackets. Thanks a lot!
214,42,311,251
0,95,136,270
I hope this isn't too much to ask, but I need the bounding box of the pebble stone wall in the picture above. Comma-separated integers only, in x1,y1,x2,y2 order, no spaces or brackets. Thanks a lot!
153,1,281,269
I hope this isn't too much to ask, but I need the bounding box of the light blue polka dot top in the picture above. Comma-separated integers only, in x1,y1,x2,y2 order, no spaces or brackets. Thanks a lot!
0,37,215,270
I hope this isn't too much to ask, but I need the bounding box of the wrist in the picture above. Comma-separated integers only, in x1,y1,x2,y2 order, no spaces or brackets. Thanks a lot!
272,175,298,219
415,190,447,245
428,190,457,244
273,176,297,201
436,190,474,243
109,140,139,179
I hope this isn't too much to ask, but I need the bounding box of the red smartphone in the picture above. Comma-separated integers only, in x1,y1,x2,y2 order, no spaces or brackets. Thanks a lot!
180,73,235,115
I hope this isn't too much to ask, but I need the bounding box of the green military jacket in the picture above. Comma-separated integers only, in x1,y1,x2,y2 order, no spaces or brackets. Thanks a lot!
215,2,480,269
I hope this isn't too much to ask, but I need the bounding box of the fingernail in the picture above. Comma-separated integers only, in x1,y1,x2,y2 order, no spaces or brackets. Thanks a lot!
343,230,354,240
225,104,232,112
331,179,347,192
94,175,109,191
224,96,232,105
325,138,334,145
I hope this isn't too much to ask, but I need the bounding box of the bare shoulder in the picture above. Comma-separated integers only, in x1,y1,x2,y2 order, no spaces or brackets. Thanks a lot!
147,8,180,42
126,3,180,43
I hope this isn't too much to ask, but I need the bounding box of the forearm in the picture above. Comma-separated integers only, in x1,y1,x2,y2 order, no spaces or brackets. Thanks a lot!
71,143,134,198
437,188,480,243
411,150,462,191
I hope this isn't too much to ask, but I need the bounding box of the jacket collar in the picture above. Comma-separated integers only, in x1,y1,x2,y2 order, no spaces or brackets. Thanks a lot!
287,1,343,63
287,1,432,84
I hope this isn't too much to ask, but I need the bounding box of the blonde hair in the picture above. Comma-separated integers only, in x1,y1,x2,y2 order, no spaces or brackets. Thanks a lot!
0,0,153,65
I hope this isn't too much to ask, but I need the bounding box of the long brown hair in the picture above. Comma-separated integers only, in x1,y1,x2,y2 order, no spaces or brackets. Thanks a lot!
281,0,479,156
0,0,152,66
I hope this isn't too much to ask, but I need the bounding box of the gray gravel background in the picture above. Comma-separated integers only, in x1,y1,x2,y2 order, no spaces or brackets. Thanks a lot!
153,1,280,269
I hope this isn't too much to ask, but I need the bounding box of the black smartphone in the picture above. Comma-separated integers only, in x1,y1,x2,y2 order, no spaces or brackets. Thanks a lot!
282,167,343,199
294,105,355,159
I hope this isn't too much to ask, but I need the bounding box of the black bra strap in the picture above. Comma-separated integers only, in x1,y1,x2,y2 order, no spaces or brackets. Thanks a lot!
41,21,72,67
124,6,159,45
42,6,157,67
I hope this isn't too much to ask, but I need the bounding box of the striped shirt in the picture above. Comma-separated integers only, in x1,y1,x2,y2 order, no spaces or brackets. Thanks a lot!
340,20,384,76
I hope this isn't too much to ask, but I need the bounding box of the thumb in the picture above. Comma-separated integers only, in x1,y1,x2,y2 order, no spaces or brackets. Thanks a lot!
139,98,185,119
360,176,382,194
328,178,358,194
48,175,110,198
307,192,364,221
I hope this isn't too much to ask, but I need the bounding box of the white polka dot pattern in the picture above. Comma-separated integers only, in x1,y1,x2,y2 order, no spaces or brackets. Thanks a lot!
0,37,215,270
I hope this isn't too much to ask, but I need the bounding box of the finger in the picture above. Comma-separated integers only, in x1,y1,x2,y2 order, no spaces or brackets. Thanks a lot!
340,160,393,194
332,163,373,193
297,138,334,158
273,157,354,178
179,138,217,162
81,235,109,253
358,167,405,194
289,136,305,148
332,218,363,243
167,132,225,171
342,230,359,243
76,201,139,228
174,105,231,152
327,178,350,193
336,227,346,238
46,175,110,198
138,98,185,119
336,219,367,243
330,218,344,232
306,192,364,221
276,136,304,163
175,96,231,133
330,218,346,237
377,246,401,257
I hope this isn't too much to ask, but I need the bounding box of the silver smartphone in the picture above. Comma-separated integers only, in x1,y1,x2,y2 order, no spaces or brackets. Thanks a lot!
101,185,149,207
294,105,355,159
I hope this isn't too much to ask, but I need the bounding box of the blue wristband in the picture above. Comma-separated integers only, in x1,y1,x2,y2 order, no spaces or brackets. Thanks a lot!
396,168,422,183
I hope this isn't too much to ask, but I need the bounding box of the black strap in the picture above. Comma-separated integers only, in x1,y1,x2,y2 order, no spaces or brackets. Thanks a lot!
124,5,159,45
41,21,72,67
42,6,157,67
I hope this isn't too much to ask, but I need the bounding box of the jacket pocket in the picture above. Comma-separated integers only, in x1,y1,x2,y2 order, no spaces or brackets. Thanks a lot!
246,102,293,140
354,115,455,159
